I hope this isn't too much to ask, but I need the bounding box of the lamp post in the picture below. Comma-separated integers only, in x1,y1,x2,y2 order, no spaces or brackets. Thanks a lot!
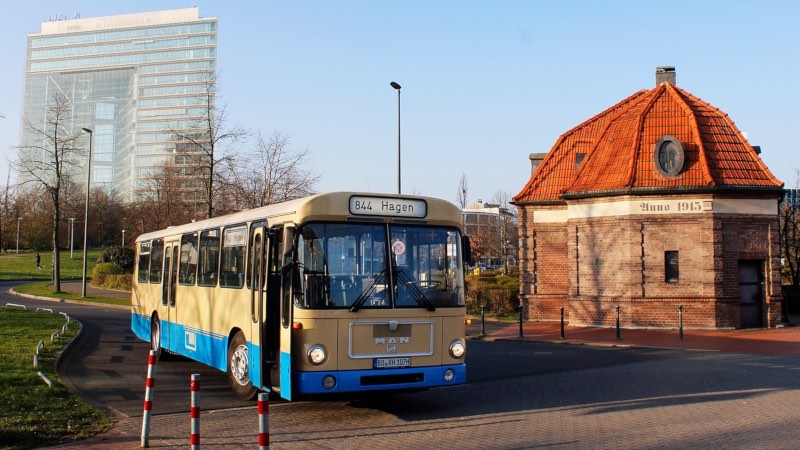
69,218,75,259
390,81,401,194
122,229,126,246
16,218,21,253
81,128,93,298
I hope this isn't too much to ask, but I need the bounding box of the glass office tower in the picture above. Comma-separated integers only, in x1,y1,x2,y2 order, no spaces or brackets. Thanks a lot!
20,8,217,201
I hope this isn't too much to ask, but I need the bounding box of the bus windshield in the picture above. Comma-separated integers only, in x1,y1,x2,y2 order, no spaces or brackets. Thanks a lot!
296,223,465,309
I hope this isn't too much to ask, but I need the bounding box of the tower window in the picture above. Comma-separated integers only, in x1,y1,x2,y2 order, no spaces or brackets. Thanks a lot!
665,251,679,283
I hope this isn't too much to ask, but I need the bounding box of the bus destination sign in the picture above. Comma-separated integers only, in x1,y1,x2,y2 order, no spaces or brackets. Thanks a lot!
349,196,427,218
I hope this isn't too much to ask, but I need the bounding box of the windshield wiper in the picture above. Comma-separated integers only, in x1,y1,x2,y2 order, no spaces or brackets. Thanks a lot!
395,270,436,311
349,270,386,312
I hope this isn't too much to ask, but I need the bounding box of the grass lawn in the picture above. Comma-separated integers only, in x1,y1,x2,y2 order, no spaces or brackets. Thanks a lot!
0,250,129,308
0,249,104,281
0,307,113,449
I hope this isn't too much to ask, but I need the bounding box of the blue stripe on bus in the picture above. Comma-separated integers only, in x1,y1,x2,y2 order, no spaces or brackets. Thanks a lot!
168,322,228,372
248,341,262,387
130,313,229,373
133,312,465,396
280,351,292,401
294,364,466,395
132,313,149,341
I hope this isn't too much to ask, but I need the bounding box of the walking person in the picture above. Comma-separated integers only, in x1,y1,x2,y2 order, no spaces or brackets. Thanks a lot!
36,252,41,271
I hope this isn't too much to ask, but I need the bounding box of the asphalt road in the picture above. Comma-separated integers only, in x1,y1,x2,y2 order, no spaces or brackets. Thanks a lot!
2,282,250,416
3,281,693,417
7,283,800,449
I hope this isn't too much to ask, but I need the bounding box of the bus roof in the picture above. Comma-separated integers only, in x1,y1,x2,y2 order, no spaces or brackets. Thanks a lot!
135,192,463,243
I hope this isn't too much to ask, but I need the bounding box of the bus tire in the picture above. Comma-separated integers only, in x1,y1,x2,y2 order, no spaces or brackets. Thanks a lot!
150,316,165,360
228,332,257,400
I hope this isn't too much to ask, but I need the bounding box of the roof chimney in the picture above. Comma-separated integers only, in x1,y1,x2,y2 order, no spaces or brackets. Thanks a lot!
656,66,676,85
529,152,547,175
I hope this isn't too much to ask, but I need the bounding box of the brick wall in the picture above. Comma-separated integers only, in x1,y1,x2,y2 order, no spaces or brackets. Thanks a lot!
516,196,783,329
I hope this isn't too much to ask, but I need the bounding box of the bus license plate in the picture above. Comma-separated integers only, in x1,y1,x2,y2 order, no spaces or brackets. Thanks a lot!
374,357,411,369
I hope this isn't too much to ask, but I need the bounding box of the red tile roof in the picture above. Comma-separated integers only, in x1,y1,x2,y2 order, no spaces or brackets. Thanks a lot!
513,82,783,204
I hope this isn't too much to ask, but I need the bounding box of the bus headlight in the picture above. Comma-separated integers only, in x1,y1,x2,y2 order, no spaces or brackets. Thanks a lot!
307,345,327,365
449,339,466,359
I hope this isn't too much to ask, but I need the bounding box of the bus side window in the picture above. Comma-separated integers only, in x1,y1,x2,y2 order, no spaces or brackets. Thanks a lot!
179,233,198,286
149,239,164,284
221,226,246,289
138,241,151,283
198,229,220,287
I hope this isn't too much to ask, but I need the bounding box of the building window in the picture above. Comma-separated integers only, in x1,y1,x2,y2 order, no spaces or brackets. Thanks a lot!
665,251,679,283
575,152,585,169
654,135,685,177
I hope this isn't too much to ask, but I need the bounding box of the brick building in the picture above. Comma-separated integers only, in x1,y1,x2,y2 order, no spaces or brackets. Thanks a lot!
512,68,784,329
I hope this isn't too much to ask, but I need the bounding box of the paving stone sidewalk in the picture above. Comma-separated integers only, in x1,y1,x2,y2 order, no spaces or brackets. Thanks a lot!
49,315,800,449
472,316,800,356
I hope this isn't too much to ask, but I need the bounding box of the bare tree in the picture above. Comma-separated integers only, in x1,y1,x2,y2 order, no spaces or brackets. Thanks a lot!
492,190,518,271
228,130,320,209
0,172,10,251
780,169,800,286
133,163,193,231
13,92,83,291
168,73,248,219
457,173,469,209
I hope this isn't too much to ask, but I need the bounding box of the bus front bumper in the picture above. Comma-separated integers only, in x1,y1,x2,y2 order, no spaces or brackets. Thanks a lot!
295,363,466,395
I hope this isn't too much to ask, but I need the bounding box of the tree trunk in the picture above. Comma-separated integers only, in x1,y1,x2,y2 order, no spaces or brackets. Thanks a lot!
51,201,61,292
206,158,214,219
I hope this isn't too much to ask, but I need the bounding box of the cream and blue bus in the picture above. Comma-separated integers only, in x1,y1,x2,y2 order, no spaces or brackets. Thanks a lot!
131,192,469,400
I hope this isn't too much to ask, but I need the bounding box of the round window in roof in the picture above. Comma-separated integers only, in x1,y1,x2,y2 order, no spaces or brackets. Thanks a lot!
654,135,685,177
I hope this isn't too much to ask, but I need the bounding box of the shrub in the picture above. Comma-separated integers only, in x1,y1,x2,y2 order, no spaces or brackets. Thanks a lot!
103,274,132,291
92,262,122,286
98,246,135,272
466,273,520,316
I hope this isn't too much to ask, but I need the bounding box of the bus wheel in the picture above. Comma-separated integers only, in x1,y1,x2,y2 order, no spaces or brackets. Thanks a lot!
228,332,256,400
150,317,164,360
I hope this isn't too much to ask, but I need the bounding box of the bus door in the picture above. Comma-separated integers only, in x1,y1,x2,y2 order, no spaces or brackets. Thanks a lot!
277,224,296,400
161,241,178,352
264,226,283,391
248,222,267,387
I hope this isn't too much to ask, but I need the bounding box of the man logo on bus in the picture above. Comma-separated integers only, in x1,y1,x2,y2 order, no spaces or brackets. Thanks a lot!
375,337,410,345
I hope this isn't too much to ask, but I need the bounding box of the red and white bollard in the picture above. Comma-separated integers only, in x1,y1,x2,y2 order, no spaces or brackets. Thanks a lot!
141,350,157,448
190,373,200,450
258,392,270,450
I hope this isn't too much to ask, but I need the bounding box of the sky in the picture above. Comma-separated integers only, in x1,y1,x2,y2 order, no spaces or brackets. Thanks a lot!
1,1,799,206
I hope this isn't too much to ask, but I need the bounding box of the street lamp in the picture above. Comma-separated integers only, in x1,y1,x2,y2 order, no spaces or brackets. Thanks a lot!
81,127,93,298
69,218,75,259
122,229,126,246
390,81,401,194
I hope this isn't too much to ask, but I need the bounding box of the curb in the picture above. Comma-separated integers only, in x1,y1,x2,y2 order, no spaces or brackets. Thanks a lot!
8,286,130,310
473,333,729,354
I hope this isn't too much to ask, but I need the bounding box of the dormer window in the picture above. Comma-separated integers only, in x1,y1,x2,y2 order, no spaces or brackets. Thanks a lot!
654,135,684,177
575,153,585,169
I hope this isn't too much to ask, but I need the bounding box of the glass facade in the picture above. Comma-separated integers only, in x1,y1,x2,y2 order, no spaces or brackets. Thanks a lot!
19,8,217,200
